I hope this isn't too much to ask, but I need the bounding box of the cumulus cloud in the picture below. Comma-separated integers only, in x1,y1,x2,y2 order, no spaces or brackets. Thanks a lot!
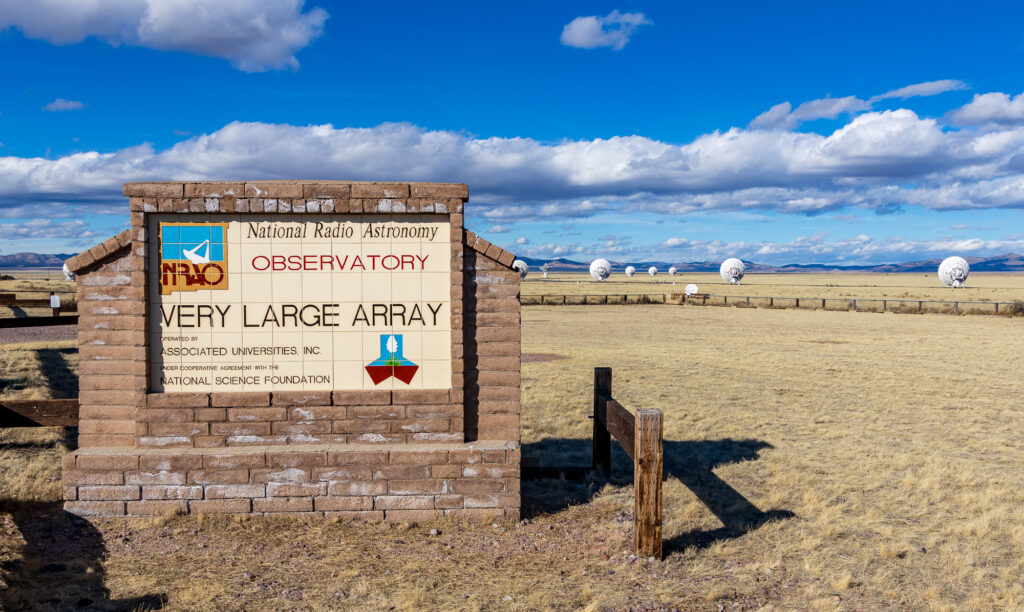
948,92,1024,126
0,218,99,240
486,224,510,234
0,0,328,71
560,10,651,50
514,237,528,245
42,98,85,112
6,90,1024,228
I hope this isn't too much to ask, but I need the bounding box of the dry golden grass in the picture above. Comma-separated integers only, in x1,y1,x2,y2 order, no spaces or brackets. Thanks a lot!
1,306,1023,610
0,341,78,400
0,272,76,319
525,271,1024,304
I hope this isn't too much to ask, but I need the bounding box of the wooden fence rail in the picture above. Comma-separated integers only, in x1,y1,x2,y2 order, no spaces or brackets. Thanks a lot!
0,399,79,427
593,367,663,558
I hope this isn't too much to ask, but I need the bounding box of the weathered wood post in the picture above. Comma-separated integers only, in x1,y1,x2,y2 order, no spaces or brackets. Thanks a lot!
634,409,663,558
821,298,826,309
593,367,612,478
918,300,923,313
768,297,774,307
795,298,800,308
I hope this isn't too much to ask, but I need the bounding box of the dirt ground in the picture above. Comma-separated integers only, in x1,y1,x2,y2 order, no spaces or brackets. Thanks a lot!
2,305,1023,610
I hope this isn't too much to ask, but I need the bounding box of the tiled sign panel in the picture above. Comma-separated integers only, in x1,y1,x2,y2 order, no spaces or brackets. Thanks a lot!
147,214,452,392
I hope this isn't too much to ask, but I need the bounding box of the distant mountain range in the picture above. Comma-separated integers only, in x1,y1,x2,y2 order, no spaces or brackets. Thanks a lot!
5,251,1024,273
517,253,1024,274
0,252,76,268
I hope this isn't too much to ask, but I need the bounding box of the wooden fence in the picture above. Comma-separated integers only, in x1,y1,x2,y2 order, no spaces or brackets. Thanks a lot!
522,292,1022,316
0,399,79,427
593,367,663,558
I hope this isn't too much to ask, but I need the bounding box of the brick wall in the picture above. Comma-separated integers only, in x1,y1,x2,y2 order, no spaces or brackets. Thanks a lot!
63,181,522,519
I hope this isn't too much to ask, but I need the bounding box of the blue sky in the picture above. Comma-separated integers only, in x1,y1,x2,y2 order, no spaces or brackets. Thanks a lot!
2,0,1024,264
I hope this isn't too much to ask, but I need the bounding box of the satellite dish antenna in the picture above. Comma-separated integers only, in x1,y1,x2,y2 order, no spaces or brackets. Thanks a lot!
720,258,745,284
668,266,677,276
512,260,528,279
685,283,699,296
624,266,636,278
938,256,969,288
589,258,611,281
183,240,211,265
540,262,551,279
62,263,75,282
648,266,658,277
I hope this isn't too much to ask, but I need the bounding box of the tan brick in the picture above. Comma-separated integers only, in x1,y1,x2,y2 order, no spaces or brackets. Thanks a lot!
351,182,410,198
190,499,251,514
267,482,326,497
148,393,209,408
138,436,192,448
303,183,351,198
314,466,373,481
462,464,518,479
267,451,327,468
127,500,187,515
374,495,433,510
65,470,124,485
431,464,463,479
139,455,203,471
482,449,506,463
391,419,451,434
470,371,521,387
205,484,265,499
79,390,146,406
327,451,388,466
194,436,227,448
411,432,463,443
391,389,449,404
331,419,388,434
76,455,139,471
272,391,331,406
479,401,520,415
80,374,146,391
227,435,287,446
124,182,184,198
346,405,404,419
254,497,313,512
195,408,227,422
272,421,331,435
373,465,431,480
211,422,270,436
212,392,272,407
389,450,448,465
445,508,503,521
326,480,386,496
189,469,248,485
250,467,309,483
63,486,77,501
289,405,345,420
185,182,243,197
227,407,286,421
448,479,505,494
314,496,372,511
204,453,266,469
78,420,136,435
388,480,443,495
140,408,192,422
142,485,203,500
65,501,125,516
410,183,467,199
434,495,464,509
148,422,207,437
478,387,520,400
126,470,186,485
245,182,302,198
78,485,141,501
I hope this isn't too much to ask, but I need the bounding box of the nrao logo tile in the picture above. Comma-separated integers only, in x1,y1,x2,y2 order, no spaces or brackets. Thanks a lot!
159,222,229,295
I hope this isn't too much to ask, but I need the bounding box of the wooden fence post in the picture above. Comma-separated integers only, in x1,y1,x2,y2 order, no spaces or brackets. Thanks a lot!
593,368,612,478
634,409,663,558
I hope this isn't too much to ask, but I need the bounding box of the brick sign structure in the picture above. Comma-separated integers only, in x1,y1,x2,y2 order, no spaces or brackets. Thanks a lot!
62,181,521,520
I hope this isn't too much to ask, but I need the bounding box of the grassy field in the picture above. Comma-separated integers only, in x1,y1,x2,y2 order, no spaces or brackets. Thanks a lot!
0,272,75,319
2,306,1023,610
524,272,1024,304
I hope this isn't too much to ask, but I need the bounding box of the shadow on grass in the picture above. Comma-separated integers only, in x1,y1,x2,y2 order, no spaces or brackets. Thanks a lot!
8,306,27,319
522,437,795,552
0,501,166,611
35,348,78,399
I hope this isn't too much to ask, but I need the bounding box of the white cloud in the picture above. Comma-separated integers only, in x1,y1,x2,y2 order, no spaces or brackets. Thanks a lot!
0,218,99,240
42,98,85,112
948,92,1024,126
0,0,328,71
751,80,969,131
514,237,528,245
486,224,510,234
868,79,968,102
560,10,651,50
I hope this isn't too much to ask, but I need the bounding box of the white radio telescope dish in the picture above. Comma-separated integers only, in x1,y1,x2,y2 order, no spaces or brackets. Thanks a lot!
668,266,677,276
512,259,528,279
624,266,636,277
938,256,970,288
62,263,76,282
648,266,658,277
720,258,745,284
685,283,699,296
540,262,551,279
589,258,611,281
